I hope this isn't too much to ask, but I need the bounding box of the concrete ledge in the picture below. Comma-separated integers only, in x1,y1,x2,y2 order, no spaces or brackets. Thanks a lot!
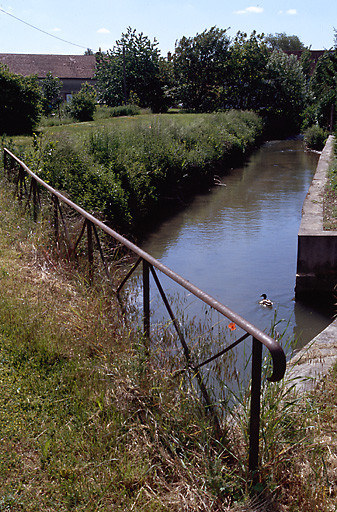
287,317,337,392
295,135,337,302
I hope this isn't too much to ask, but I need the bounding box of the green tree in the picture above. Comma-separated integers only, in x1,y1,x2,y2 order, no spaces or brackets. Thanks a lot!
264,50,307,134
68,82,97,122
224,31,269,110
173,26,231,111
264,32,305,52
0,65,41,135
95,27,167,112
309,49,337,130
41,71,63,116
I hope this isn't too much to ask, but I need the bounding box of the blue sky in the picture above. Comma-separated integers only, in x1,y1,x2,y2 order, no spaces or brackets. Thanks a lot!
0,0,335,56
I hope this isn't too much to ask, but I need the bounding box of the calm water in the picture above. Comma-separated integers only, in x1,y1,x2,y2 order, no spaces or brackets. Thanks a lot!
140,139,331,354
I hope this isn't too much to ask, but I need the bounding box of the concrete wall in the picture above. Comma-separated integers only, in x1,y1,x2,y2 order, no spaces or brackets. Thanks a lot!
295,136,337,303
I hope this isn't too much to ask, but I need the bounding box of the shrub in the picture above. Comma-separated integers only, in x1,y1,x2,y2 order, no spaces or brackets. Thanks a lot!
303,124,328,151
68,82,97,122
0,65,42,135
109,104,141,117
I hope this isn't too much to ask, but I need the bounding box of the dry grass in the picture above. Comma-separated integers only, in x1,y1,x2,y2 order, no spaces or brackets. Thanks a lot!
0,179,238,510
324,185,337,231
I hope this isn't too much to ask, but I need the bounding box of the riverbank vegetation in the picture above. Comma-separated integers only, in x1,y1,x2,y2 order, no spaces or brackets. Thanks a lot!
0,166,336,511
4,110,263,235
324,136,337,230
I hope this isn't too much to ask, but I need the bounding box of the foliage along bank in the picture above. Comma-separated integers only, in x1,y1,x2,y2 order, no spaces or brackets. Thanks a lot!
26,110,263,235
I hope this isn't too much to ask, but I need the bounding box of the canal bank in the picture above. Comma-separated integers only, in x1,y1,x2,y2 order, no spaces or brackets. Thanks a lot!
295,135,337,304
290,136,337,389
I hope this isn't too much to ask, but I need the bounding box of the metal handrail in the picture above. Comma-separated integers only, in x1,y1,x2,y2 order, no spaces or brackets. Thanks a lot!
3,147,287,473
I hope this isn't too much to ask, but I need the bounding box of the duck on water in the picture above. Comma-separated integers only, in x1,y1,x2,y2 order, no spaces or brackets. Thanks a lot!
259,294,273,307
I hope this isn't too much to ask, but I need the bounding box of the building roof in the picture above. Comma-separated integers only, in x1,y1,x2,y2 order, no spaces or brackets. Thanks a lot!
0,53,96,79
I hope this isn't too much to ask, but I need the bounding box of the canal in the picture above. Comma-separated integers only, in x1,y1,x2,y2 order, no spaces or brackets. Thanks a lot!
139,138,332,356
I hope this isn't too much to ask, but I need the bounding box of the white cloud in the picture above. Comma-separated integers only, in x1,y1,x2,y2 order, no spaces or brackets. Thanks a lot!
97,27,110,34
234,6,264,15
52,27,61,32
278,9,297,15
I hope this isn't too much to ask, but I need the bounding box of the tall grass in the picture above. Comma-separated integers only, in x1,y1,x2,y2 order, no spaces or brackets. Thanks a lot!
0,156,336,509
24,111,263,234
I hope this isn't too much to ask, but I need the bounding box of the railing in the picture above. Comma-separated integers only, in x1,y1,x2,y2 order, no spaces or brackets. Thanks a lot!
3,147,286,474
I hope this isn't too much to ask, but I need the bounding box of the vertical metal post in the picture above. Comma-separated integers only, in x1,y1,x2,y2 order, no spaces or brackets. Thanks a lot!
249,336,263,474
3,150,7,177
143,259,150,338
18,168,24,203
32,179,38,222
53,195,59,245
87,220,94,284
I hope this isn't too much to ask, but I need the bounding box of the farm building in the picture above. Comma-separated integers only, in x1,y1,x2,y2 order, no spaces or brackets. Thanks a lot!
0,53,96,101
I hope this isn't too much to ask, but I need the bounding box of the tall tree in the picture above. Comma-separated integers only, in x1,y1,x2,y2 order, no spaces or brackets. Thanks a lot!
224,31,269,110
309,49,337,130
41,71,63,116
264,32,305,52
173,27,231,112
264,51,307,134
95,28,167,112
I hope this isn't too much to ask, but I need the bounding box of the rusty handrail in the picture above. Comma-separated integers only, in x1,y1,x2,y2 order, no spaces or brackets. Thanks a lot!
3,147,287,472
4,149,286,380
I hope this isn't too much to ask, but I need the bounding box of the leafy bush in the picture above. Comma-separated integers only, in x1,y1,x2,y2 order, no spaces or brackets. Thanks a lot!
37,137,131,229
109,104,141,117
303,124,328,151
0,65,42,135
68,82,97,122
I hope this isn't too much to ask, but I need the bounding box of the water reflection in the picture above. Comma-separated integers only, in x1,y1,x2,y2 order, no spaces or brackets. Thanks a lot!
141,139,331,355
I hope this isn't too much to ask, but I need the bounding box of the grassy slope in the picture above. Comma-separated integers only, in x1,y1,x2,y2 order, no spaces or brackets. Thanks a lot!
1,114,337,510
0,182,236,511
7,110,264,236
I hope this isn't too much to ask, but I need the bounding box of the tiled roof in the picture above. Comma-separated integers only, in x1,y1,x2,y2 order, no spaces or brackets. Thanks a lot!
0,54,96,79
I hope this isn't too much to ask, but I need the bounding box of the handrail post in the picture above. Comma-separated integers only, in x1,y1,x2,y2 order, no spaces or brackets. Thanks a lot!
32,179,38,222
87,220,94,284
143,259,150,338
53,195,59,245
249,336,263,475
3,150,7,177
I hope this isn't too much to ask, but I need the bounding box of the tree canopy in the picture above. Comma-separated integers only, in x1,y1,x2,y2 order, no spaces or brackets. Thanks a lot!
95,27,168,112
0,65,41,135
41,71,63,116
173,27,231,112
309,49,337,130
264,32,306,52
224,31,269,111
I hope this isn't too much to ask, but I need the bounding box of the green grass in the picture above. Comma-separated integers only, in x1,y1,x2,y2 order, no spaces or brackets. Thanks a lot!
1,113,337,511
4,110,264,235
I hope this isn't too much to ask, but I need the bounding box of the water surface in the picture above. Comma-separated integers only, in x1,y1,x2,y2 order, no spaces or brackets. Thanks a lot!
140,139,331,353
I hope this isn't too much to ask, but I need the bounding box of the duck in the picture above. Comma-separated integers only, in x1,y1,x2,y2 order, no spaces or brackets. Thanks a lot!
259,294,273,307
